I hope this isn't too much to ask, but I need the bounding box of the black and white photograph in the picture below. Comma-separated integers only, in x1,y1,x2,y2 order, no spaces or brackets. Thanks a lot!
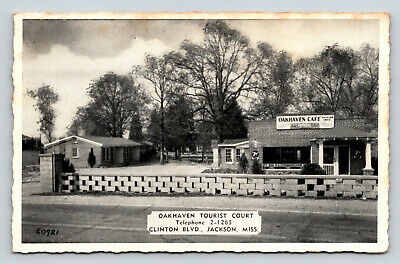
12,12,389,253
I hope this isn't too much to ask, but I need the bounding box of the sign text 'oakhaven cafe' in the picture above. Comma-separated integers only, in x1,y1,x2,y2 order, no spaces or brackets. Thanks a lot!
276,115,334,130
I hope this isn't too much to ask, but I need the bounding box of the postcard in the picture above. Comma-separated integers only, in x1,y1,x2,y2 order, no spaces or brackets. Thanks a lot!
12,12,389,253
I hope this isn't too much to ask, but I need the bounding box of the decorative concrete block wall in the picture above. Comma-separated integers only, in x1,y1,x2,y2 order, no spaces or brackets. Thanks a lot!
60,173,378,199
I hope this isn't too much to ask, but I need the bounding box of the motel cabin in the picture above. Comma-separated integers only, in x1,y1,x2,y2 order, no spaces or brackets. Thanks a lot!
214,114,377,175
212,138,250,168
44,135,142,168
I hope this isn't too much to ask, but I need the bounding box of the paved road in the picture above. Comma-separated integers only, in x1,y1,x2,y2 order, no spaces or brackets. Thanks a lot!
21,203,377,243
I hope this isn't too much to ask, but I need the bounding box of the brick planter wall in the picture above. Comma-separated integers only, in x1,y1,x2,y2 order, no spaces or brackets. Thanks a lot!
60,173,378,199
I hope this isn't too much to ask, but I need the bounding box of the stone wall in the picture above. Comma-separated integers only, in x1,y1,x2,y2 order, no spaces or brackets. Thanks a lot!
60,173,378,199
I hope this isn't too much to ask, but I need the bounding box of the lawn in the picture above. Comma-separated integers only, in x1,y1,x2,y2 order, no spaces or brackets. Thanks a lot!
78,160,210,176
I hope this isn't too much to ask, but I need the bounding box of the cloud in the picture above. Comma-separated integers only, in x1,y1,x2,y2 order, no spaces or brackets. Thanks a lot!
229,19,379,59
22,19,380,139
23,37,170,138
23,20,204,59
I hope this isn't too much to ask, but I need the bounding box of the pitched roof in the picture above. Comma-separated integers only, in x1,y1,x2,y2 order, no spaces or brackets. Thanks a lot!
83,136,141,147
220,138,249,145
218,138,249,147
44,135,141,148
310,126,377,139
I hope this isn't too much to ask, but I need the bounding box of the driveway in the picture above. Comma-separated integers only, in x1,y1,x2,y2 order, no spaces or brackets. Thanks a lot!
78,161,210,176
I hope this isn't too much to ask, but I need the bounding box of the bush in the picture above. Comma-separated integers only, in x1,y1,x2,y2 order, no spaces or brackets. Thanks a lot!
69,163,75,173
251,159,264,174
87,149,96,168
301,163,325,175
202,168,241,174
62,158,76,173
238,152,249,173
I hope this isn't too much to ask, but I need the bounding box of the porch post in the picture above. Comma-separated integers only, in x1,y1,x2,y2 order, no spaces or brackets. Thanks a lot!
363,141,374,175
318,140,324,166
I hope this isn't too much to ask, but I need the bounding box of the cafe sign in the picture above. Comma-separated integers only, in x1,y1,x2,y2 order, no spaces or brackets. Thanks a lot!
276,115,334,130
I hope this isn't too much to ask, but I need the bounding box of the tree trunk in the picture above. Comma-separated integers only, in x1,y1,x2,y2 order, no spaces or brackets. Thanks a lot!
160,98,165,165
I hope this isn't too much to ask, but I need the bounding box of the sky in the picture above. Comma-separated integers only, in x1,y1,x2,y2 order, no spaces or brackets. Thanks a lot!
22,19,380,139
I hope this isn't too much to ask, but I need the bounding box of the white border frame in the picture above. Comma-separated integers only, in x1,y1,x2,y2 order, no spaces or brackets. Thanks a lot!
12,12,390,253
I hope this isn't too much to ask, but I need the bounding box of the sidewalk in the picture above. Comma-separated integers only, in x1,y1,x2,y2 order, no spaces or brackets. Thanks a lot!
22,183,377,216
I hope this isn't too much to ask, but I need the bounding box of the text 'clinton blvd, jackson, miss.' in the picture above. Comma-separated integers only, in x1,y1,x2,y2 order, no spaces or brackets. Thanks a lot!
147,211,261,235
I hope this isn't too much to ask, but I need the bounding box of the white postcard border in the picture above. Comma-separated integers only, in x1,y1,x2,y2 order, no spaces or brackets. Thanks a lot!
12,12,390,253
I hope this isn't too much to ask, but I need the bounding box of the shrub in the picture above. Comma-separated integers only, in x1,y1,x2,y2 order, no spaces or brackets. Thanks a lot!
251,159,264,174
87,149,96,168
301,163,325,175
62,158,76,173
238,152,249,173
202,168,241,174
69,163,75,173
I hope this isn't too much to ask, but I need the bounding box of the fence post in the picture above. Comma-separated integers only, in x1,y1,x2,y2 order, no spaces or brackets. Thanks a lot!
39,153,54,193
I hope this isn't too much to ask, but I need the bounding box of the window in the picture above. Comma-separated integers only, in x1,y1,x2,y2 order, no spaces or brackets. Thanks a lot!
72,147,79,158
236,149,241,162
323,147,334,164
263,147,310,164
226,149,233,163
104,148,112,161
124,147,131,161
263,147,281,163
282,148,295,163
72,137,78,144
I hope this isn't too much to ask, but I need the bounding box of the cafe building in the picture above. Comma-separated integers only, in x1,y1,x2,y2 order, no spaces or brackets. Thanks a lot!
215,114,377,175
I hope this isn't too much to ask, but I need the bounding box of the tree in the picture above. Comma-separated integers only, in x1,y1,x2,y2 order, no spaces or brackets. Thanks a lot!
345,44,379,129
168,20,273,142
249,50,295,119
295,44,379,130
133,55,177,164
84,72,148,137
129,109,144,141
219,99,248,140
295,44,358,115
147,109,162,148
28,84,59,142
67,106,108,136
195,113,216,161
164,95,195,159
